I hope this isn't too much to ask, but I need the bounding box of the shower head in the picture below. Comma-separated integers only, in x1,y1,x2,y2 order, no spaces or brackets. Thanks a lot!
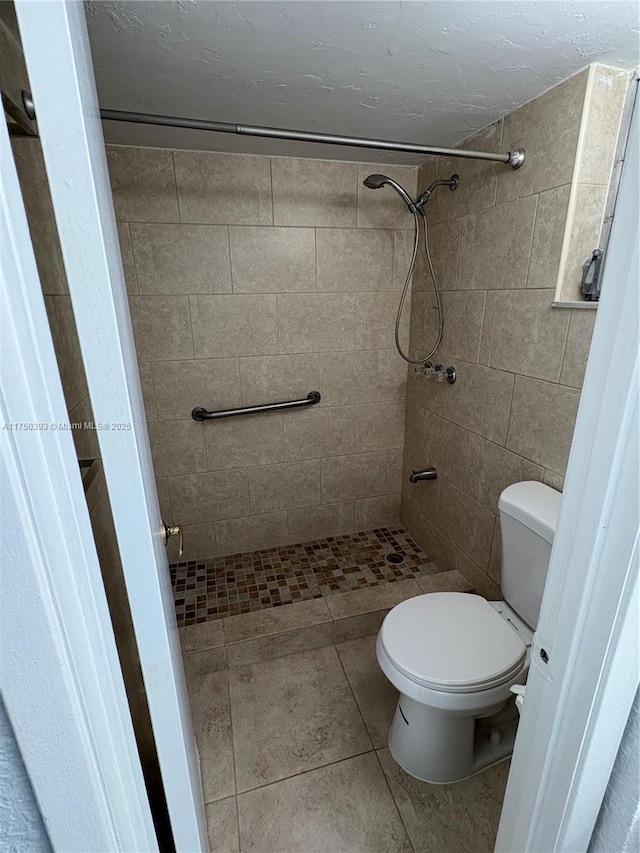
362,173,418,214
414,174,459,213
363,173,390,189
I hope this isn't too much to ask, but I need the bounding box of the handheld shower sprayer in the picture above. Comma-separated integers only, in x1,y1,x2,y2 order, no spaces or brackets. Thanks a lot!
361,172,460,365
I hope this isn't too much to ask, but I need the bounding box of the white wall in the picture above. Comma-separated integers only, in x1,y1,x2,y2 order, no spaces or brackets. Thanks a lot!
0,697,51,852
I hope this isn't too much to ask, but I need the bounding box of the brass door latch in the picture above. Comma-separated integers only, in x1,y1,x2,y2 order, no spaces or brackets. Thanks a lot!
161,521,184,557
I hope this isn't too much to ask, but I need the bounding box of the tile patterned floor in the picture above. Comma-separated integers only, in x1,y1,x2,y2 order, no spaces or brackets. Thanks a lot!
170,526,430,626
184,633,509,853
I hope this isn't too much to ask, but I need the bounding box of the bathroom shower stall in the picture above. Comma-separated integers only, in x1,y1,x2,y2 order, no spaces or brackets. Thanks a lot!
5,2,637,849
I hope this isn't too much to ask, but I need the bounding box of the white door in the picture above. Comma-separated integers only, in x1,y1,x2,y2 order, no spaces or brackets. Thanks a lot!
14,2,207,849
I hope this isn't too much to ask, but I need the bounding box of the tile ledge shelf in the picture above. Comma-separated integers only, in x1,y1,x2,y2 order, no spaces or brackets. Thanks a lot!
552,300,598,310
180,568,473,669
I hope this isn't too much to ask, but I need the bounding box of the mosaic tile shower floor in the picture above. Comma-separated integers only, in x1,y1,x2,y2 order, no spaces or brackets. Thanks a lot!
170,527,431,626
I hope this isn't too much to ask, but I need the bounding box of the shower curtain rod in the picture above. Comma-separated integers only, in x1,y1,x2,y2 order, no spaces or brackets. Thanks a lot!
99,108,526,169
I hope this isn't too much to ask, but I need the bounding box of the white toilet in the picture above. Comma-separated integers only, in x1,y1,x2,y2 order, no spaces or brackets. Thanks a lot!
376,480,561,784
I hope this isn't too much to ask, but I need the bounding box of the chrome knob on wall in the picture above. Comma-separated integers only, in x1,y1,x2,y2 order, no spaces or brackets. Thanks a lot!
409,468,438,483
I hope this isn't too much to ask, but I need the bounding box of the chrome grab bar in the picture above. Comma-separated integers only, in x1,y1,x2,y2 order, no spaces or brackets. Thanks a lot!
192,391,321,421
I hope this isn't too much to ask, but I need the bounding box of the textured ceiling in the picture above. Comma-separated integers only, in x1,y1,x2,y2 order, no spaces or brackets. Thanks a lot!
86,1,640,164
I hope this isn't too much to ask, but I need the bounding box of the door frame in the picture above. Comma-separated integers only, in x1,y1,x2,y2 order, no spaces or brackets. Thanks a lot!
496,81,639,851
13,1,207,850
1,85,156,852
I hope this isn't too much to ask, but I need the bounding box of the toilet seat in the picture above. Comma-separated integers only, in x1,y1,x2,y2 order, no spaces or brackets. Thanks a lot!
379,592,527,694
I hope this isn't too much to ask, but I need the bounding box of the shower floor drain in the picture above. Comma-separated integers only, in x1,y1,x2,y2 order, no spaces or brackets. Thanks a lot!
385,552,406,566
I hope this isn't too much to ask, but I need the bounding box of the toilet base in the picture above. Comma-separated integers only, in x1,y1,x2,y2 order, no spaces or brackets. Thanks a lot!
388,694,518,784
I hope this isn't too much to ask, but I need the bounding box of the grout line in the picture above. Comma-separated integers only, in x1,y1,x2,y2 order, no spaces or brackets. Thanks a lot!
373,748,418,853
235,748,377,798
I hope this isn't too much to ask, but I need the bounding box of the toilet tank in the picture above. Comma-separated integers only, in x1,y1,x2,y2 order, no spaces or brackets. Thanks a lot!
498,481,562,630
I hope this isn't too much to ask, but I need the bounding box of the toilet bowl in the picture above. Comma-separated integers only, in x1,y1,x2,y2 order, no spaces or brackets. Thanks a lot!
376,481,561,784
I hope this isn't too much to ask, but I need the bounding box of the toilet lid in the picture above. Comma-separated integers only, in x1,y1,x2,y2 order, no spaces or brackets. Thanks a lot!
380,593,527,693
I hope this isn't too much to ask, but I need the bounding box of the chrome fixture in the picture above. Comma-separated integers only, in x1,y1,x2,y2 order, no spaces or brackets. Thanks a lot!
434,365,457,384
409,468,438,483
414,362,457,383
98,107,526,169
161,520,184,557
362,173,459,366
192,390,321,421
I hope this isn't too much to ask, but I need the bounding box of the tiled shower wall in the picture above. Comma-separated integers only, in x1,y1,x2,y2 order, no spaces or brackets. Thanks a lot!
401,65,627,598
107,147,417,560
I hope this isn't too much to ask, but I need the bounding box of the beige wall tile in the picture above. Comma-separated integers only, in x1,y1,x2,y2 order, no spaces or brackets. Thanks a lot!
466,434,544,512
174,151,272,225
47,296,89,411
355,401,405,451
155,476,172,522
271,157,357,227
416,570,474,594
316,228,393,292
401,500,459,572
440,290,485,362
579,66,629,186
106,146,179,223
13,139,68,295
69,397,100,460
169,522,218,563
445,361,515,445
432,122,503,223
284,405,355,460
357,163,418,229
321,451,387,503
131,223,231,295
497,70,588,203
457,196,537,291
152,358,241,421
560,309,596,388
477,291,496,366
422,414,471,491
456,551,502,599
215,511,288,556
168,469,249,525
393,229,414,292
355,494,401,530
385,447,404,494
506,376,581,475
277,293,356,353
404,471,440,521
229,226,315,293
204,412,284,470
116,222,137,294
129,295,194,361
559,183,609,302
248,460,320,514
239,353,319,405
190,294,278,358
415,219,461,292
488,518,502,585
487,289,571,381
319,350,406,407
356,292,407,350
138,362,158,422
148,419,206,477
287,502,354,543
527,185,571,290
437,479,495,569
543,470,565,492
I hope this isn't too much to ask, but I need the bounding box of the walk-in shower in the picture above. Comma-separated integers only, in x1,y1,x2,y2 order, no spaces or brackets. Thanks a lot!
363,172,459,365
